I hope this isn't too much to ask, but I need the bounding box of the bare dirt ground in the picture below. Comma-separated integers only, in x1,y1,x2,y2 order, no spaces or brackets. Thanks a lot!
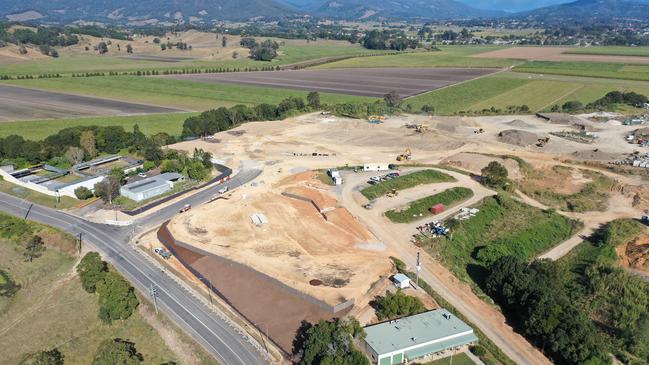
618,233,649,274
167,67,498,97
0,84,181,121
163,111,649,365
473,46,649,64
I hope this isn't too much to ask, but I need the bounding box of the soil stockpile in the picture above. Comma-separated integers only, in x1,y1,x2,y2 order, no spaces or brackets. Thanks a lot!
498,129,539,147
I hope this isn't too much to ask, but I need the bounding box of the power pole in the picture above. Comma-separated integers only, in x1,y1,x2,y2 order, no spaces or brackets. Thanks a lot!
78,233,82,254
416,251,421,287
24,203,33,220
149,283,159,314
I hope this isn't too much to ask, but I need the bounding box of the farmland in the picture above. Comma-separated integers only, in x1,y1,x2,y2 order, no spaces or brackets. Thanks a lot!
361,170,456,200
514,60,649,81
0,112,194,140
1,76,376,111
565,46,649,57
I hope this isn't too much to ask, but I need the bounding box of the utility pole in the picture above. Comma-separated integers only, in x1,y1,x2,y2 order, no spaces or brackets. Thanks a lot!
78,232,82,254
24,203,33,220
199,277,214,311
416,251,421,287
149,283,159,314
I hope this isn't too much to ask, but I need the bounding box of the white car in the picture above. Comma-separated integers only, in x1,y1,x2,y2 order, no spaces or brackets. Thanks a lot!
218,186,229,194
138,173,147,178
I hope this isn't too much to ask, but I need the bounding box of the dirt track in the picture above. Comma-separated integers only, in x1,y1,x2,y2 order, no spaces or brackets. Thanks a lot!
473,47,649,64
166,67,498,97
0,84,181,121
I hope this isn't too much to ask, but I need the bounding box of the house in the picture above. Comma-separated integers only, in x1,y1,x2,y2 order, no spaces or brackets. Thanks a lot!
120,173,184,202
363,309,479,365
392,273,410,289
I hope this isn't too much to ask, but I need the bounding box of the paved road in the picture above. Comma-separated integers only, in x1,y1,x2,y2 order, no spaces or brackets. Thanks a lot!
0,167,266,365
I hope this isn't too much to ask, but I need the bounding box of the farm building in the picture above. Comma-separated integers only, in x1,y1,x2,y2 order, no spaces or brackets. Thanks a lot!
120,173,184,202
392,273,410,289
364,163,390,172
363,309,478,365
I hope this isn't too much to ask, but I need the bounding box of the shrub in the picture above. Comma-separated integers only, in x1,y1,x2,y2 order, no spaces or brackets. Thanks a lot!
75,186,94,200
96,271,139,323
470,345,486,357
77,252,108,293
373,290,426,320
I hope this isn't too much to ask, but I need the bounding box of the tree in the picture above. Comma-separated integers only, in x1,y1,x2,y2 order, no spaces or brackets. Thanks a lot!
126,44,133,54
307,92,321,109
481,161,509,189
64,146,85,165
299,318,368,365
562,100,583,113
96,272,139,323
249,44,277,61
221,36,227,47
74,186,94,200
373,290,426,320
152,38,160,44
80,130,97,158
94,176,120,204
19,348,64,365
19,45,28,55
50,49,59,58
24,235,45,262
420,105,435,114
97,42,108,54
383,91,401,108
239,37,257,49
77,252,108,293
160,44,167,51
92,339,142,365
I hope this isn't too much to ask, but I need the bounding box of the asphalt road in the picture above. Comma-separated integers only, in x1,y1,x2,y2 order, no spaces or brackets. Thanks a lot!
0,167,266,365
167,67,498,98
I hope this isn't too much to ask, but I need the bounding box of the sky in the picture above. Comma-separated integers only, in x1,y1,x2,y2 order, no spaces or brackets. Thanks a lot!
458,0,573,12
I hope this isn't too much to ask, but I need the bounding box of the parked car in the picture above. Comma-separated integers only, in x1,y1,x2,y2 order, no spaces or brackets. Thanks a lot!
179,204,191,213
218,186,229,194
138,172,147,178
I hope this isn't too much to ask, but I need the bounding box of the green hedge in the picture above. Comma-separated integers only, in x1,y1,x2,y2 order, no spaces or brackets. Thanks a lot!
361,170,455,201
385,187,473,223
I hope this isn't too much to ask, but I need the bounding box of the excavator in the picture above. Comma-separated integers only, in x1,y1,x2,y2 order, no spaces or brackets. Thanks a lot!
415,124,429,133
397,148,412,161
536,137,550,147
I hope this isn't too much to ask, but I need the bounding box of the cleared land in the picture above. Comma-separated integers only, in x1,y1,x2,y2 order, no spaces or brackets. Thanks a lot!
0,84,181,121
2,76,376,111
0,113,194,140
167,67,498,98
473,46,649,65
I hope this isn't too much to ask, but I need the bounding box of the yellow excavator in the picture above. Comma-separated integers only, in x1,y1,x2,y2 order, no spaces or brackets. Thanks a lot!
397,148,412,161
415,124,429,133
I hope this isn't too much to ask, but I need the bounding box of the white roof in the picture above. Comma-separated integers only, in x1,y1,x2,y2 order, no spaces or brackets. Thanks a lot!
394,273,410,284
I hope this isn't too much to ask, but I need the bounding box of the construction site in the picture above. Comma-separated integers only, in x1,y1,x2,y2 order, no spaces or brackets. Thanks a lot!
154,109,649,362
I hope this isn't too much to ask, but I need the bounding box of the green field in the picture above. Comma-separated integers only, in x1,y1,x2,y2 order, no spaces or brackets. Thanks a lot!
0,179,79,209
514,60,649,81
0,215,218,365
0,113,194,140
385,187,474,223
407,71,649,115
423,353,476,365
361,170,456,201
315,45,516,69
2,76,376,111
565,46,649,57
425,195,580,286
0,40,391,76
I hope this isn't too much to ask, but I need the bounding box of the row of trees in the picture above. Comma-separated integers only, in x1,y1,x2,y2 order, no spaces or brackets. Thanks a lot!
552,91,649,113
361,30,419,51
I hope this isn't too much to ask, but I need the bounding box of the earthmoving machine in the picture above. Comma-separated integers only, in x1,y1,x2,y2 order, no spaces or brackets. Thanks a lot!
415,124,429,133
536,137,550,147
397,148,412,161
387,189,399,198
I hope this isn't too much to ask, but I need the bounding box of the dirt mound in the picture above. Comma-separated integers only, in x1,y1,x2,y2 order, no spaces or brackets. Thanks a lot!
570,149,623,161
441,152,522,179
618,235,649,273
506,119,535,128
498,129,539,147
633,127,649,138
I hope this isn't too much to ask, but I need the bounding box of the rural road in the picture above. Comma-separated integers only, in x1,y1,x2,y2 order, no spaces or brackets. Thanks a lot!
0,167,267,365
340,168,553,365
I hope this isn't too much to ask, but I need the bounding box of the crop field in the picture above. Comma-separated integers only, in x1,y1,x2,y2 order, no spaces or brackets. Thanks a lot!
425,195,579,286
168,67,498,98
565,46,649,57
385,187,474,223
406,71,649,114
0,84,181,121
0,40,391,77
361,170,456,200
315,46,516,69
0,112,193,140
1,76,376,111
514,60,649,81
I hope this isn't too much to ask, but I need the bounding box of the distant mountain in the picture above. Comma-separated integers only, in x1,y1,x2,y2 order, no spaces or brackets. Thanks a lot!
519,0,649,22
457,0,573,13
0,0,296,24
305,0,503,20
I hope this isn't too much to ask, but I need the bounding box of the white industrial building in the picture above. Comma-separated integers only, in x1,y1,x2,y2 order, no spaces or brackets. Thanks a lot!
120,173,184,202
363,309,478,365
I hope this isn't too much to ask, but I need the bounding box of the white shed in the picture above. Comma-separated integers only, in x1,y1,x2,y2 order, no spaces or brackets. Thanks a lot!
393,273,411,289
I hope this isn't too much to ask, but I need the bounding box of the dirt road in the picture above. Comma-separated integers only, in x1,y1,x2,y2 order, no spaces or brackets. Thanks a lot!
340,168,552,365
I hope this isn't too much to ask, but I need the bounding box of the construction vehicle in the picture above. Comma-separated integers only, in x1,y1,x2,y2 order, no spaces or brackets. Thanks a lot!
368,115,386,124
386,189,399,198
536,137,550,147
397,148,412,161
474,128,485,134
415,124,429,133
642,215,649,224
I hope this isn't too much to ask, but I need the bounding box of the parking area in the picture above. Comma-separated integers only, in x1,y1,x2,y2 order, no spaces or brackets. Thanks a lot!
166,67,499,98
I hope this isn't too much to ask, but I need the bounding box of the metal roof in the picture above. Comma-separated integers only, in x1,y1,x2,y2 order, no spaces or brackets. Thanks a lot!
364,309,477,356
393,273,410,284
121,173,183,194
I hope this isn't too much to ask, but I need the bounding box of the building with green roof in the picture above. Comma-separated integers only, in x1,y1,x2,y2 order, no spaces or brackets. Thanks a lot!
362,309,478,365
